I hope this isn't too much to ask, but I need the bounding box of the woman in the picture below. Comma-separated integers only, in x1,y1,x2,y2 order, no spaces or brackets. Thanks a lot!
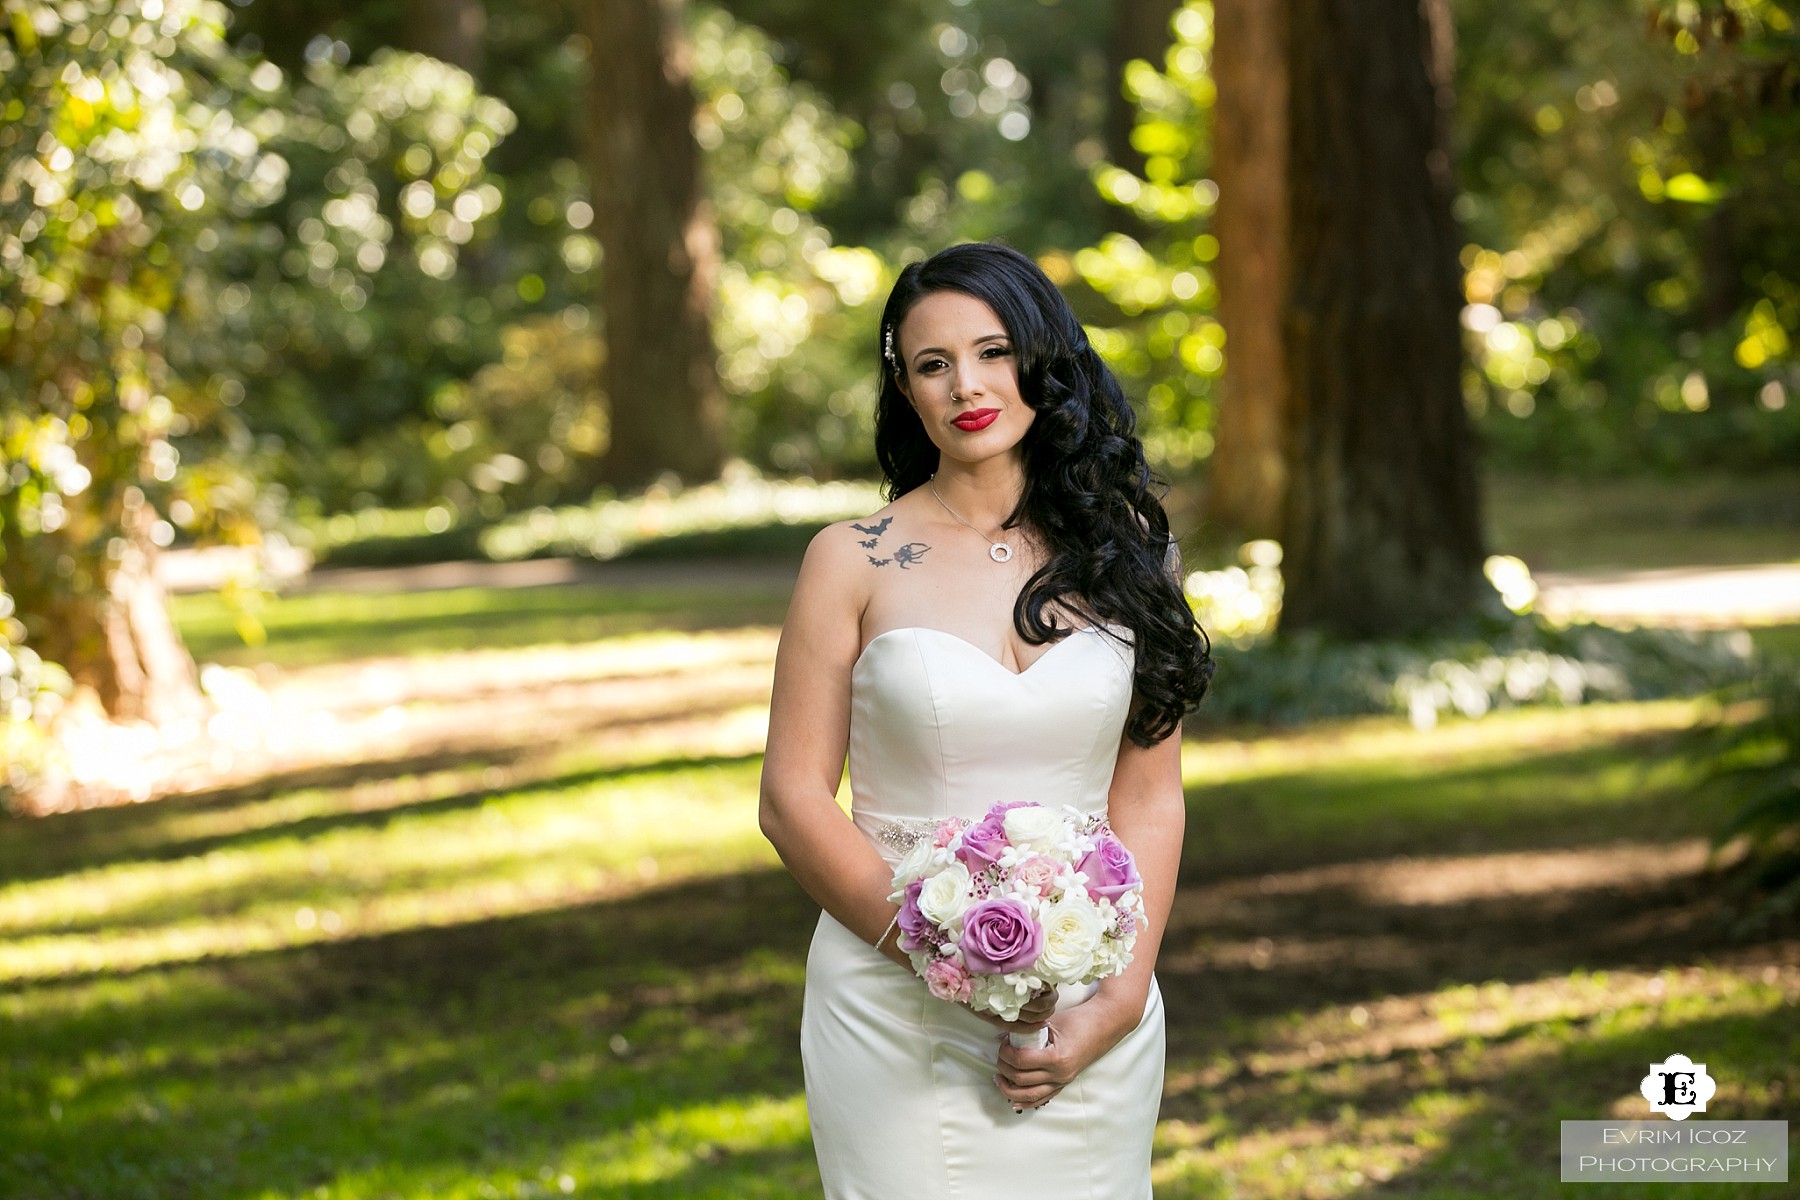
759,242,1212,1198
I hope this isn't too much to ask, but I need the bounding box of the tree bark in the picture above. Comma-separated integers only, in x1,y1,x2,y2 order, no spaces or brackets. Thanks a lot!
584,0,727,489
1204,0,1288,541
1278,0,1485,637
404,0,485,76
3,509,203,728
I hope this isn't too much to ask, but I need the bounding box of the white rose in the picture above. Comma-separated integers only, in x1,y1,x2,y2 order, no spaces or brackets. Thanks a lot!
1002,804,1066,852
1034,898,1106,985
917,862,973,928
890,836,937,889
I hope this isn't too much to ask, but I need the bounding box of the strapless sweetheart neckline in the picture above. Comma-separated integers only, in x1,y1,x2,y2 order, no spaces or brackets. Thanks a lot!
853,622,1125,680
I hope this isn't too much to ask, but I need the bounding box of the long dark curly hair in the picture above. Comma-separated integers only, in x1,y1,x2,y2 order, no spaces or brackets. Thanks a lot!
875,242,1213,745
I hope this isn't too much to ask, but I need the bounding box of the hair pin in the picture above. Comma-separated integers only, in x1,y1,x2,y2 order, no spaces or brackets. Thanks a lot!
882,324,897,370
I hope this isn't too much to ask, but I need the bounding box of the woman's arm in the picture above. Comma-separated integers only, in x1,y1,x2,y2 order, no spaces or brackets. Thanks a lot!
759,526,910,962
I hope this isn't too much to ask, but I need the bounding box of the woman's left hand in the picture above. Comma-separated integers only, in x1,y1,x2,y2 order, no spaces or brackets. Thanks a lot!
992,993,1133,1111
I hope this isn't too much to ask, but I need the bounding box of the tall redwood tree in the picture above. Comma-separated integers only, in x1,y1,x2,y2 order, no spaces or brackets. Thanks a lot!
1277,0,1485,636
1205,0,1289,541
584,0,726,489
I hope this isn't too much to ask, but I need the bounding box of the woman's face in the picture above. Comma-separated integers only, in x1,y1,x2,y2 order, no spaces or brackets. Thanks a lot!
895,291,1035,472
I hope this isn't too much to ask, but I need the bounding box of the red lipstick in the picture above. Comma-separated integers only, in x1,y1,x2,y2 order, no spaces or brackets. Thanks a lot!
952,409,1000,432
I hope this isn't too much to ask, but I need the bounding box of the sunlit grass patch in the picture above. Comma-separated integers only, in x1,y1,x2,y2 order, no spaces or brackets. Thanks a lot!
1487,470,1800,573
1155,963,1799,1200
172,580,793,668
0,756,771,980
1180,701,1716,875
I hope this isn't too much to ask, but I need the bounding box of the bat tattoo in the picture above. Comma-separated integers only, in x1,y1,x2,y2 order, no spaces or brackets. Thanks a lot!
868,542,931,570
851,516,893,539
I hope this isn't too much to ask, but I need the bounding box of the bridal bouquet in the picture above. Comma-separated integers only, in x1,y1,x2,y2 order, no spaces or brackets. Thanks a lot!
888,801,1145,1048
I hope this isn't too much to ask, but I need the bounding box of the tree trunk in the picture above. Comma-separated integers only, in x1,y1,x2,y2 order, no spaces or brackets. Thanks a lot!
1278,0,1485,637
1204,0,1288,541
405,0,485,76
584,0,727,490
3,509,203,728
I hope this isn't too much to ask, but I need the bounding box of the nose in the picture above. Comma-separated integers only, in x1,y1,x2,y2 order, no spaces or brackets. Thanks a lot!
950,354,985,400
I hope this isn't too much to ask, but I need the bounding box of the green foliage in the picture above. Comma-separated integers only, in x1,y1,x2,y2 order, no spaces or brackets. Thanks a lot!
1070,1,1222,475
1455,0,1800,472
221,42,521,514
356,307,608,519
723,0,1115,252
0,0,283,763
1698,668,1800,929
693,7,890,479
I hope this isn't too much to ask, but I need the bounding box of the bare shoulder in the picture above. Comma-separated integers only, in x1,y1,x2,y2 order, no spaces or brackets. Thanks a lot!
804,506,898,577
786,503,903,633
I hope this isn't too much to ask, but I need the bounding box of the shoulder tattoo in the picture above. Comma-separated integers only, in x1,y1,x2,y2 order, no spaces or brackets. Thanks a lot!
850,515,930,570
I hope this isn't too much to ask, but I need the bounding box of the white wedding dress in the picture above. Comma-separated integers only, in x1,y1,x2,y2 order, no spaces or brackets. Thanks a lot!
801,623,1165,1199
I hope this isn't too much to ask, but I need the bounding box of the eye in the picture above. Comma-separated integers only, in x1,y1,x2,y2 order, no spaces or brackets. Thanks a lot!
919,357,949,373
981,344,1012,359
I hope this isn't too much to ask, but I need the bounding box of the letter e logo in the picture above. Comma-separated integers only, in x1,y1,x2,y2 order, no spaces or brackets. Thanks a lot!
1640,1053,1716,1120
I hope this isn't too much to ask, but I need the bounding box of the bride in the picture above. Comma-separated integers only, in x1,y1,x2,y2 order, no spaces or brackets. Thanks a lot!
759,241,1213,1198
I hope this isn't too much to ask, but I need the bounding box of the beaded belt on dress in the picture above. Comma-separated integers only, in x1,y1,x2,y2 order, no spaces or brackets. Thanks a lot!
870,815,940,855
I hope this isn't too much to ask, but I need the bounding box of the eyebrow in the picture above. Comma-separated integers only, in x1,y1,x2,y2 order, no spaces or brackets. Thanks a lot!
909,333,1010,361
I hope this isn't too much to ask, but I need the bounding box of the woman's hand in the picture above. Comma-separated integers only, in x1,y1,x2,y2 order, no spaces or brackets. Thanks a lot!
992,993,1136,1112
958,986,1058,1039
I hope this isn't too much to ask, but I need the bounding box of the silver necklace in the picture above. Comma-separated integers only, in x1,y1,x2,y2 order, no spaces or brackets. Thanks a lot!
929,477,1014,563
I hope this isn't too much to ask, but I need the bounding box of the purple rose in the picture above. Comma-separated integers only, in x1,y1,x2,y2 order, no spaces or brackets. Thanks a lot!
959,898,1043,975
896,879,931,951
1078,834,1141,900
957,815,1009,870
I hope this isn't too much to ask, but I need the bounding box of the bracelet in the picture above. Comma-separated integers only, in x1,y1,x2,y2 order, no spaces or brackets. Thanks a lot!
873,908,901,952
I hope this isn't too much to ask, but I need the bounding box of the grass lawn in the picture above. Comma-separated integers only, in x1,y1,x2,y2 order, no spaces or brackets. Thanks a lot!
3,580,1795,1198
1483,470,1800,573
173,579,796,670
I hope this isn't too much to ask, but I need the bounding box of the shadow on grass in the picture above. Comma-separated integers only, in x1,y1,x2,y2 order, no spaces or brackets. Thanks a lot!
0,752,766,935
1181,724,1713,883
6,706,1794,1198
0,749,766,919
1,866,825,1199
1344,1006,1799,1200
7,825,1783,1199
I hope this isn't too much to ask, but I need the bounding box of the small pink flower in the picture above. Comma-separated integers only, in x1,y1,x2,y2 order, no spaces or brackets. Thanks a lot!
1012,854,1061,897
933,817,962,848
925,957,973,1003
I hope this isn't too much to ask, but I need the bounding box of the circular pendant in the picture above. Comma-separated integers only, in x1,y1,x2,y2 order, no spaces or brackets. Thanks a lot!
989,543,1013,563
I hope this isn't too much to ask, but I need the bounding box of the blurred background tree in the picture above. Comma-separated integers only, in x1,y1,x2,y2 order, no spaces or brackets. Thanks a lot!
1277,0,1486,636
586,0,725,488
1,0,281,736
1456,0,1800,473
